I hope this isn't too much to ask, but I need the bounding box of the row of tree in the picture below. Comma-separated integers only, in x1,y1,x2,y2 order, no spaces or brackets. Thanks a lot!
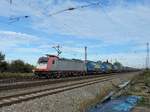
0,52,34,73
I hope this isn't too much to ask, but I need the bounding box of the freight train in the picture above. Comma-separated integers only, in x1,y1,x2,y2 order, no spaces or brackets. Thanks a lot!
33,55,136,78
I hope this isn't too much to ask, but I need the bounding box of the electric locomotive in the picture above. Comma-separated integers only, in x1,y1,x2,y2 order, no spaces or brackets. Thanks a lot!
34,55,86,78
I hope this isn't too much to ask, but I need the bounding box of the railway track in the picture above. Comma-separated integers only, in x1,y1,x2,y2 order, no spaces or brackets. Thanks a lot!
0,77,44,85
0,77,37,84
0,74,119,108
0,72,141,108
0,72,121,91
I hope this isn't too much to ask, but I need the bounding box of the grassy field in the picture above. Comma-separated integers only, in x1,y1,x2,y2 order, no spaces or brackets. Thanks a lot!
125,70,150,107
0,72,34,79
137,70,150,107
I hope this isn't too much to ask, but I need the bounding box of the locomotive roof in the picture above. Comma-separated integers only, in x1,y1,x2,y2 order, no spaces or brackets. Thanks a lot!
59,58,83,62
46,54,59,58
72,59,83,62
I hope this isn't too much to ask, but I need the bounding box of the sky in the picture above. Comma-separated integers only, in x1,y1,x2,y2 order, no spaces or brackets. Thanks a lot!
0,0,150,68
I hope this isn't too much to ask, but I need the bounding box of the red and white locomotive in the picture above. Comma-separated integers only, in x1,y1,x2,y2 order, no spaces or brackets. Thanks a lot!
34,55,86,78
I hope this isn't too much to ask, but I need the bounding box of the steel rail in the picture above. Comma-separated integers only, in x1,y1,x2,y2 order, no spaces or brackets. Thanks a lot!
0,72,121,91
0,75,118,107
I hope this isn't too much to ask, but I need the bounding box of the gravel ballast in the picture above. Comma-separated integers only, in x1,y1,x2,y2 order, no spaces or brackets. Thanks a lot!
0,72,139,112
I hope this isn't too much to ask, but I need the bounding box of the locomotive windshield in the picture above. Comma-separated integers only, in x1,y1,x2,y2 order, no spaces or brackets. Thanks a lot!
38,57,48,63
37,57,48,69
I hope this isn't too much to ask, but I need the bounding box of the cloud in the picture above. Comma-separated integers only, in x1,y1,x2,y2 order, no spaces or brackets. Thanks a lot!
0,31,39,49
0,31,52,58
0,30,146,67
29,0,150,45
0,30,85,61
0,0,149,68
0,0,150,44
88,52,146,68
0,30,54,64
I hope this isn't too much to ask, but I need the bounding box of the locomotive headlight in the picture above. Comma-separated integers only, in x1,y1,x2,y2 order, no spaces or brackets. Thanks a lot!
37,62,47,69
32,69,35,73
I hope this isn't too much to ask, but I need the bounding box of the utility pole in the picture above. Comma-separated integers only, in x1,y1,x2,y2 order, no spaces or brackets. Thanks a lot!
10,0,12,4
84,46,87,64
146,42,149,70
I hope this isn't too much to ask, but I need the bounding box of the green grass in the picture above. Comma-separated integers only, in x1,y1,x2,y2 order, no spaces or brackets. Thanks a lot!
138,70,150,107
126,70,150,107
143,70,150,86
0,72,34,79
138,96,150,107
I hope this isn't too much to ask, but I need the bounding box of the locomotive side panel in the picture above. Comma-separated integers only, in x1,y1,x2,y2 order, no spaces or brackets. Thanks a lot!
50,59,86,72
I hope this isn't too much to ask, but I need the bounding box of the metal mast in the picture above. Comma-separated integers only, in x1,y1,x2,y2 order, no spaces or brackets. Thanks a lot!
146,42,149,70
85,46,87,64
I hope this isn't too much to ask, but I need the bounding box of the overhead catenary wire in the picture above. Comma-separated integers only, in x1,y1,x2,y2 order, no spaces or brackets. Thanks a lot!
47,1,103,42
6,1,115,25
48,0,120,27
49,1,101,16
7,0,30,24
48,0,130,38
9,15,30,23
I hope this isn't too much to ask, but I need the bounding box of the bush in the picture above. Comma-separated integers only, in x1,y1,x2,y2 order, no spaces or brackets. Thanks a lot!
0,52,5,62
0,61,9,72
0,52,34,73
9,60,34,73
0,52,8,72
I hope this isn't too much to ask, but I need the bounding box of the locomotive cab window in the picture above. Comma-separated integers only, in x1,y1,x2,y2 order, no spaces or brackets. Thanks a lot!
52,60,55,64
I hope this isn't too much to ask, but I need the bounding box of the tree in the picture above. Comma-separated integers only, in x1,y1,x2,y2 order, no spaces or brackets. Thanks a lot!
23,63,34,73
0,61,8,72
10,60,25,73
0,52,34,73
113,61,123,69
10,60,34,73
0,52,5,62
0,52,8,72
